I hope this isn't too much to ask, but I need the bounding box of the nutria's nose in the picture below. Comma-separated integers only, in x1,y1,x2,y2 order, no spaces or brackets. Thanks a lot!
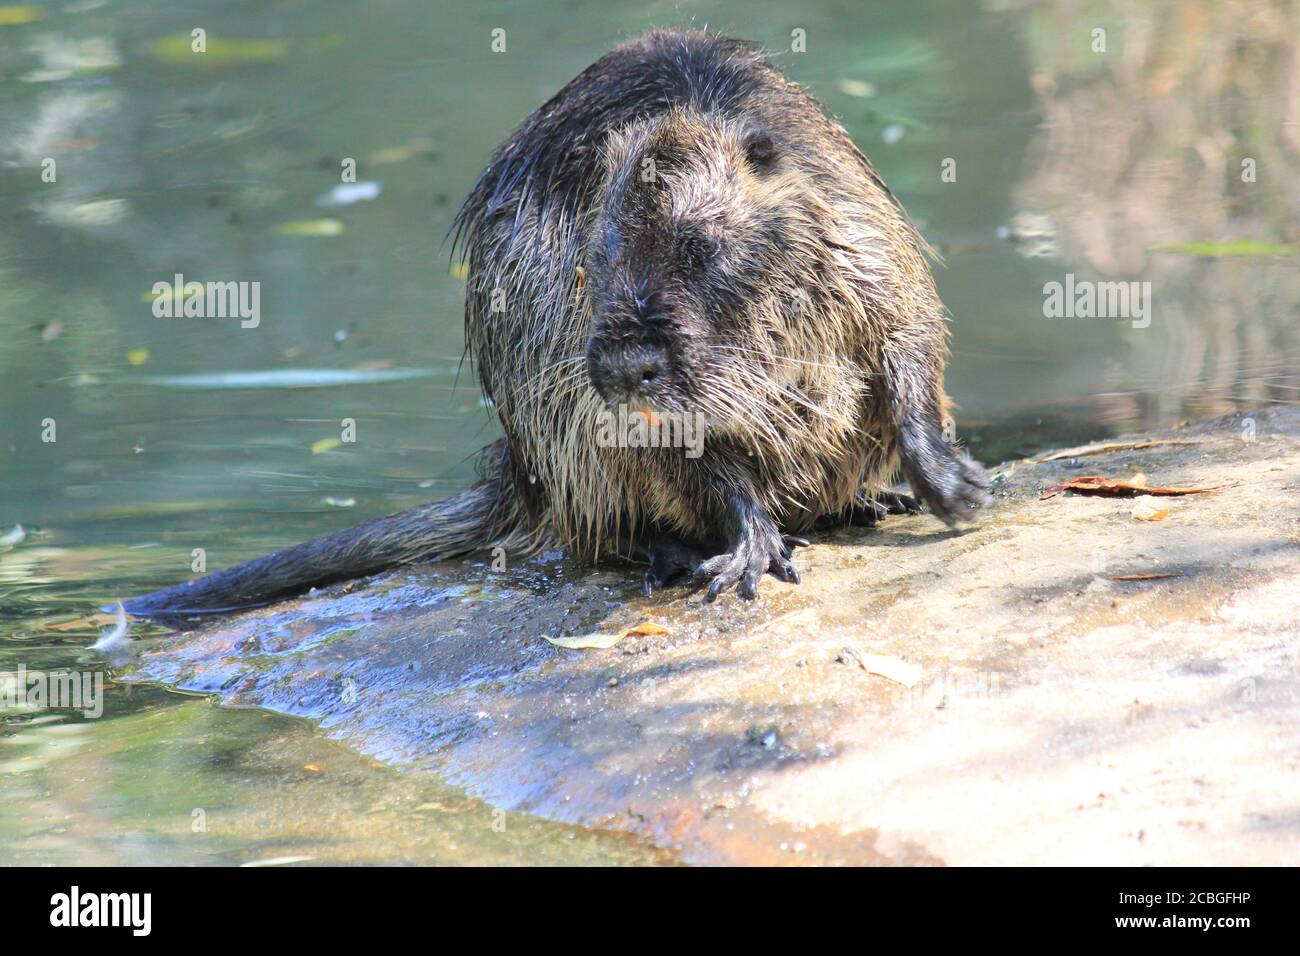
609,348,667,394
587,339,671,401
633,357,663,385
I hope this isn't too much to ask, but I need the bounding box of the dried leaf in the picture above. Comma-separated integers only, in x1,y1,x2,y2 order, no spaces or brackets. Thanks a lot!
1040,475,1232,500
1030,439,1208,464
1131,497,1171,521
302,764,324,773
839,647,922,687
544,631,625,650
624,621,669,637
1109,572,1184,581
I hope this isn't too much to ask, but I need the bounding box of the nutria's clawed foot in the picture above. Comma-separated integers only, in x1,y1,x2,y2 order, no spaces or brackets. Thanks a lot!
817,490,922,529
691,502,804,602
694,539,799,601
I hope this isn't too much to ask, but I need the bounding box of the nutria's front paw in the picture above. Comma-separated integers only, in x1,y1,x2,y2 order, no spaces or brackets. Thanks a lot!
899,421,992,527
907,448,992,526
693,528,801,602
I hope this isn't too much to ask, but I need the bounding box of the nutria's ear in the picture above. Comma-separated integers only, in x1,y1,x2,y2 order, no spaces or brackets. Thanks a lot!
742,127,776,170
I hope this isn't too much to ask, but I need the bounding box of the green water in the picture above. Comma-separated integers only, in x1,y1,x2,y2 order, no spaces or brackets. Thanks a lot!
2,0,1296,864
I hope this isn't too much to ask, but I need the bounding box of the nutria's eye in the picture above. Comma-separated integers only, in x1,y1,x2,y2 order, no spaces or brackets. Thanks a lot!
677,229,718,275
743,129,776,170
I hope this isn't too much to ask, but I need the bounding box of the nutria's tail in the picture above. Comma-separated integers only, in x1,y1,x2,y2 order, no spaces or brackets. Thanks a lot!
123,442,538,617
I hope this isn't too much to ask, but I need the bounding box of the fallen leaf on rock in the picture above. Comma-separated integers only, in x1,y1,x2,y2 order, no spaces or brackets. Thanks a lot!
1040,475,1232,500
1132,497,1171,521
1030,439,1208,463
302,764,324,773
546,620,669,650
838,647,922,687
544,631,625,650
1109,572,1184,581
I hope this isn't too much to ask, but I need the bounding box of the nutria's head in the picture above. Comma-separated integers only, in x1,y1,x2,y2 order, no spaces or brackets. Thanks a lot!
584,106,824,420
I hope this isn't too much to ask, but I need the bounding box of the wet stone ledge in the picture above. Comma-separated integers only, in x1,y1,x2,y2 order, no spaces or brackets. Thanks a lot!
123,406,1300,865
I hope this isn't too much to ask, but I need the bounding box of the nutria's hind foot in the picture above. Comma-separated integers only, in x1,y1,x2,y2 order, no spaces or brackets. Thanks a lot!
813,491,921,530
872,490,923,517
693,498,802,602
642,534,707,597
847,491,923,526
899,420,993,527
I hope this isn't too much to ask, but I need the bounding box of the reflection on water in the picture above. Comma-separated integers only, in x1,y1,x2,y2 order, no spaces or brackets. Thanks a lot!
0,0,1295,864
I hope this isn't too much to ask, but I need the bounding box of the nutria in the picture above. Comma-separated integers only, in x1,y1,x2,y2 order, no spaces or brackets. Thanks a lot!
125,28,990,616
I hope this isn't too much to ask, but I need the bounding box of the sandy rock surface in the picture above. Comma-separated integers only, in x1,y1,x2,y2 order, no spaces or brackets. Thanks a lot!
125,407,1300,865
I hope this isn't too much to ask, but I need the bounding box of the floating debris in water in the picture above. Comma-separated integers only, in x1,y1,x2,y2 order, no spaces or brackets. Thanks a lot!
999,211,1059,259
41,197,131,229
90,602,130,652
132,368,437,389
0,6,42,25
275,218,344,237
238,856,316,867
1155,241,1298,258
316,181,381,207
151,35,289,67
22,35,121,82
835,78,876,98
369,138,437,166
